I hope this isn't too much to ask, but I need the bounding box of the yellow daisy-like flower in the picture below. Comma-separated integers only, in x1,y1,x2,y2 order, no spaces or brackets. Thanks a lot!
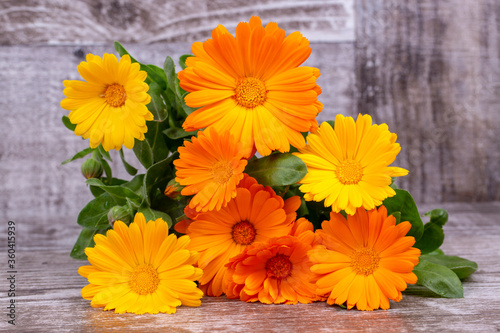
61,53,153,151
78,213,203,314
309,206,420,310
178,16,323,158
174,128,248,212
294,114,408,215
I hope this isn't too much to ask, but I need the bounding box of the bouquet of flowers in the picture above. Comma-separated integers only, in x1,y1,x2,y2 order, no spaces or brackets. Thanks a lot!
61,16,477,314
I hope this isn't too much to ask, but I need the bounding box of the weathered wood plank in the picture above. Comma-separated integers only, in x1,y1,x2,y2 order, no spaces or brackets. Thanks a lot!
0,43,355,223
1,203,499,332
355,0,500,203
0,0,355,45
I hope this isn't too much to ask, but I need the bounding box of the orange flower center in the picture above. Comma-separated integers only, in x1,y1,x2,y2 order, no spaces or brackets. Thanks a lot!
234,77,267,109
104,83,127,107
266,254,293,279
336,160,363,185
211,160,234,184
350,248,380,276
129,264,160,295
232,221,256,245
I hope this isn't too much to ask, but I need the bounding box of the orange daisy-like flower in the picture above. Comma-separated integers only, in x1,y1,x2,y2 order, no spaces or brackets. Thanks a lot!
174,128,247,212
178,16,323,158
183,176,301,296
225,218,320,304
309,206,420,310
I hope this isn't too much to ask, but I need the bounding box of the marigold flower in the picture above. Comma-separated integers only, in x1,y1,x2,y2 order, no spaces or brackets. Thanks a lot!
61,53,153,151
78,213,203,314
174,128,248,212
178,16,323,158
183,176,301,296
225,218,320,304
308,206,420,310
294,114,408,215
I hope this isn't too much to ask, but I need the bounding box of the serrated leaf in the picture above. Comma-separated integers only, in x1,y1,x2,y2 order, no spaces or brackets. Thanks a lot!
77,193,116,229
85,178,143,205
382,189,424,240
62,115,76,131
133,138,154,169
414,222,445,254
119,149,138,176
163,127,197,140
420,255,478,280
61,147,94,165
413,259,464,298
245,153,307,186
70,228,109,260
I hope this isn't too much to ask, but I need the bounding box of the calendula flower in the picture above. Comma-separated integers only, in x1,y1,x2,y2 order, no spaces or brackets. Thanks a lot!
78,213,203,314
309,206,420,311
183,176,301,296
178,16,323,158
174,128,248,212
225,219,319,304
61,53,153,151
294,114,408,215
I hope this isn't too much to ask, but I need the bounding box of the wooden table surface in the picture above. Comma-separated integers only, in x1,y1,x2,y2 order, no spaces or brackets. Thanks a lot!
2,202,500,332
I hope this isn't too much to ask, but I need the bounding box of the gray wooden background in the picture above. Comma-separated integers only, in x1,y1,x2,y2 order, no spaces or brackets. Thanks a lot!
1,0,499,232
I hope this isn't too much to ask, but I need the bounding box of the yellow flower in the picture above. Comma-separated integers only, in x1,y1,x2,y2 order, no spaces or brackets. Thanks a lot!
178,16,323,158
309,206,420,310
294,114,408,215
61,53,153,151
78,213,203,314
174,128,248,212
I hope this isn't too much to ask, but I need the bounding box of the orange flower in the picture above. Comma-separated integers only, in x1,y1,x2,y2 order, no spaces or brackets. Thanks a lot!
225,219,319,304
178,16,323,158
183,176,301,296
309,206,420,310
174,128,247,212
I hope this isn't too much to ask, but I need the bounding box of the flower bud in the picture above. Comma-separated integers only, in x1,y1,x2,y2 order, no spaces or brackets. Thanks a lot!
107,205,133,227
81,158,103,179
164,179,183,200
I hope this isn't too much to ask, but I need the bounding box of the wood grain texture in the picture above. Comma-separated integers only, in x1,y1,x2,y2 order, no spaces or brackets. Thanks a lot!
1,203,499,332
355,0,500,203
0,0,355,45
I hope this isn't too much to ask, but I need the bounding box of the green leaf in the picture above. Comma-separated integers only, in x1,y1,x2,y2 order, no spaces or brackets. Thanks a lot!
77,193,116,229
85,178,143,205
424,208,449,227
97,145,113,162
61,147,94,165
99,157,112,181
144,154,176,205
138,206,172,227
420,255,478,280
163,56,177,91
89,177,128,197
382,189,424,240
414,222,445,254
119,150,138,176
62,115,76,131
179,54,192,70
147,82,169,121
245,153,307,186
413,259,464,298
426,248,445,256
390,211,402,224
70,228,109,260
163,127,197,140
133,138,154,169
121,174,145,193
325,120,335,129
145,120,171,163
145,64,167,90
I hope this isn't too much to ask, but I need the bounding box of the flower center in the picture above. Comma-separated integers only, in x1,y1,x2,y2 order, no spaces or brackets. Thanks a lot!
266,254,293,279
129,264,160,295
104,83,127,107
234,77,267,109
232,221,256,245
211,160,234,184
350,248,380,276
336,160,363,185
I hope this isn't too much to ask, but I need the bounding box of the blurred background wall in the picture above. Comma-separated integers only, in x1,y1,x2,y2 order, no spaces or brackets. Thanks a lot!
1,0,499,232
